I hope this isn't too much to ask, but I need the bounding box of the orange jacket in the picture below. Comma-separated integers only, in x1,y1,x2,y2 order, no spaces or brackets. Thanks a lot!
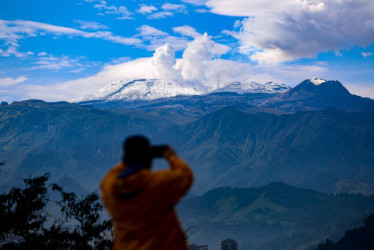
101,155,193,250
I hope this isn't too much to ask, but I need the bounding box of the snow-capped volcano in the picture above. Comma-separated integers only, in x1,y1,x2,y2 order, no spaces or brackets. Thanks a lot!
71,78,290,103
71,79,202,103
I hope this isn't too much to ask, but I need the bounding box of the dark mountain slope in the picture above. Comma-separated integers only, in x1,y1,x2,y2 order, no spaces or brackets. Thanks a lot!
1,100,374,195
178,183,374,250
315,213,374,250
0,100,181,191
262,79,374,112
181,107,374,194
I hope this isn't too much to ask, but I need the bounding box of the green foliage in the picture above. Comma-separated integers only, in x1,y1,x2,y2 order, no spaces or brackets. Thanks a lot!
0,174,49,244
52,184,113,249
0,174,113,249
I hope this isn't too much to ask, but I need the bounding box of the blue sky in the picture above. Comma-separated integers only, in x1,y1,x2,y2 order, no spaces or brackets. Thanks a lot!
1,0,374,102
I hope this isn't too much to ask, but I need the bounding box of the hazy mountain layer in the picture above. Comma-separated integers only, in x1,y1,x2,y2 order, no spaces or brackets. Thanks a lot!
1,100,374,195
0,100,182,191
178,183,374,250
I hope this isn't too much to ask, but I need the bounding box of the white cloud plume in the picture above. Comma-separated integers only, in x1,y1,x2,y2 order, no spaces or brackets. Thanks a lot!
150,33,231,82
177,33,221,81
207,0,374,64
137,4,157,14
0,76,27,86
173,25,201,38
151,43,180,80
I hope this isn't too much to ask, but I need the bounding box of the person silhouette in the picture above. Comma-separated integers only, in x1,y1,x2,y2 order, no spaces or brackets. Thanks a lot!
101,135,194,250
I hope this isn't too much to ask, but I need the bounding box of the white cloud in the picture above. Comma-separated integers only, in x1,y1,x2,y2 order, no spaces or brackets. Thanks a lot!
137,25,169,37
7,33,349,102
0,19,141,52
162,3,186,12
0,45,32,58
93,1,132,19
0,76,27,86
148,11,174,19
37,51,47,56
146,3,187,19
70,68,85,74
173,25,201,38
136,25,190,51
345,83,374,99
147,36,190,52
30,55,84,70
182,0,206,6
20,58,154,101
361,52,374,58
107,57,131,65
75,20,109,30
207,0,374,64
137,4,157,14
195,8,209,13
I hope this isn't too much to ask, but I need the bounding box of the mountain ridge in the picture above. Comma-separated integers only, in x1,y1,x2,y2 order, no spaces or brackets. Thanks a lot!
71,78,374,113
71,78,291,103
2,100,374,195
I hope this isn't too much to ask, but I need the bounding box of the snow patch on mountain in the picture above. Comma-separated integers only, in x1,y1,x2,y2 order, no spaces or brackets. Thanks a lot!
71,79,202,102
212,81,290,94
309,77,327,85
71,78,290,103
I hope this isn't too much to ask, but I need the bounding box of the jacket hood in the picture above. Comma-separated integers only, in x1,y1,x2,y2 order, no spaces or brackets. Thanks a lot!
119,166,151,196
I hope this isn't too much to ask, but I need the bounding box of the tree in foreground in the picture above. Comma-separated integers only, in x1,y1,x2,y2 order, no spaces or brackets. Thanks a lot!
0,174,113,249
52,184,113,249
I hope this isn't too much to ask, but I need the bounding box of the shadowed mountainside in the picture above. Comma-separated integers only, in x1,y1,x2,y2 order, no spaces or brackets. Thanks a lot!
178,182,374,250
1,100,374,195
182,106,374,194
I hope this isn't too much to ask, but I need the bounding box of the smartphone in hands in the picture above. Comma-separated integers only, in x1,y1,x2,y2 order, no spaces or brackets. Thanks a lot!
151,145,169,158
